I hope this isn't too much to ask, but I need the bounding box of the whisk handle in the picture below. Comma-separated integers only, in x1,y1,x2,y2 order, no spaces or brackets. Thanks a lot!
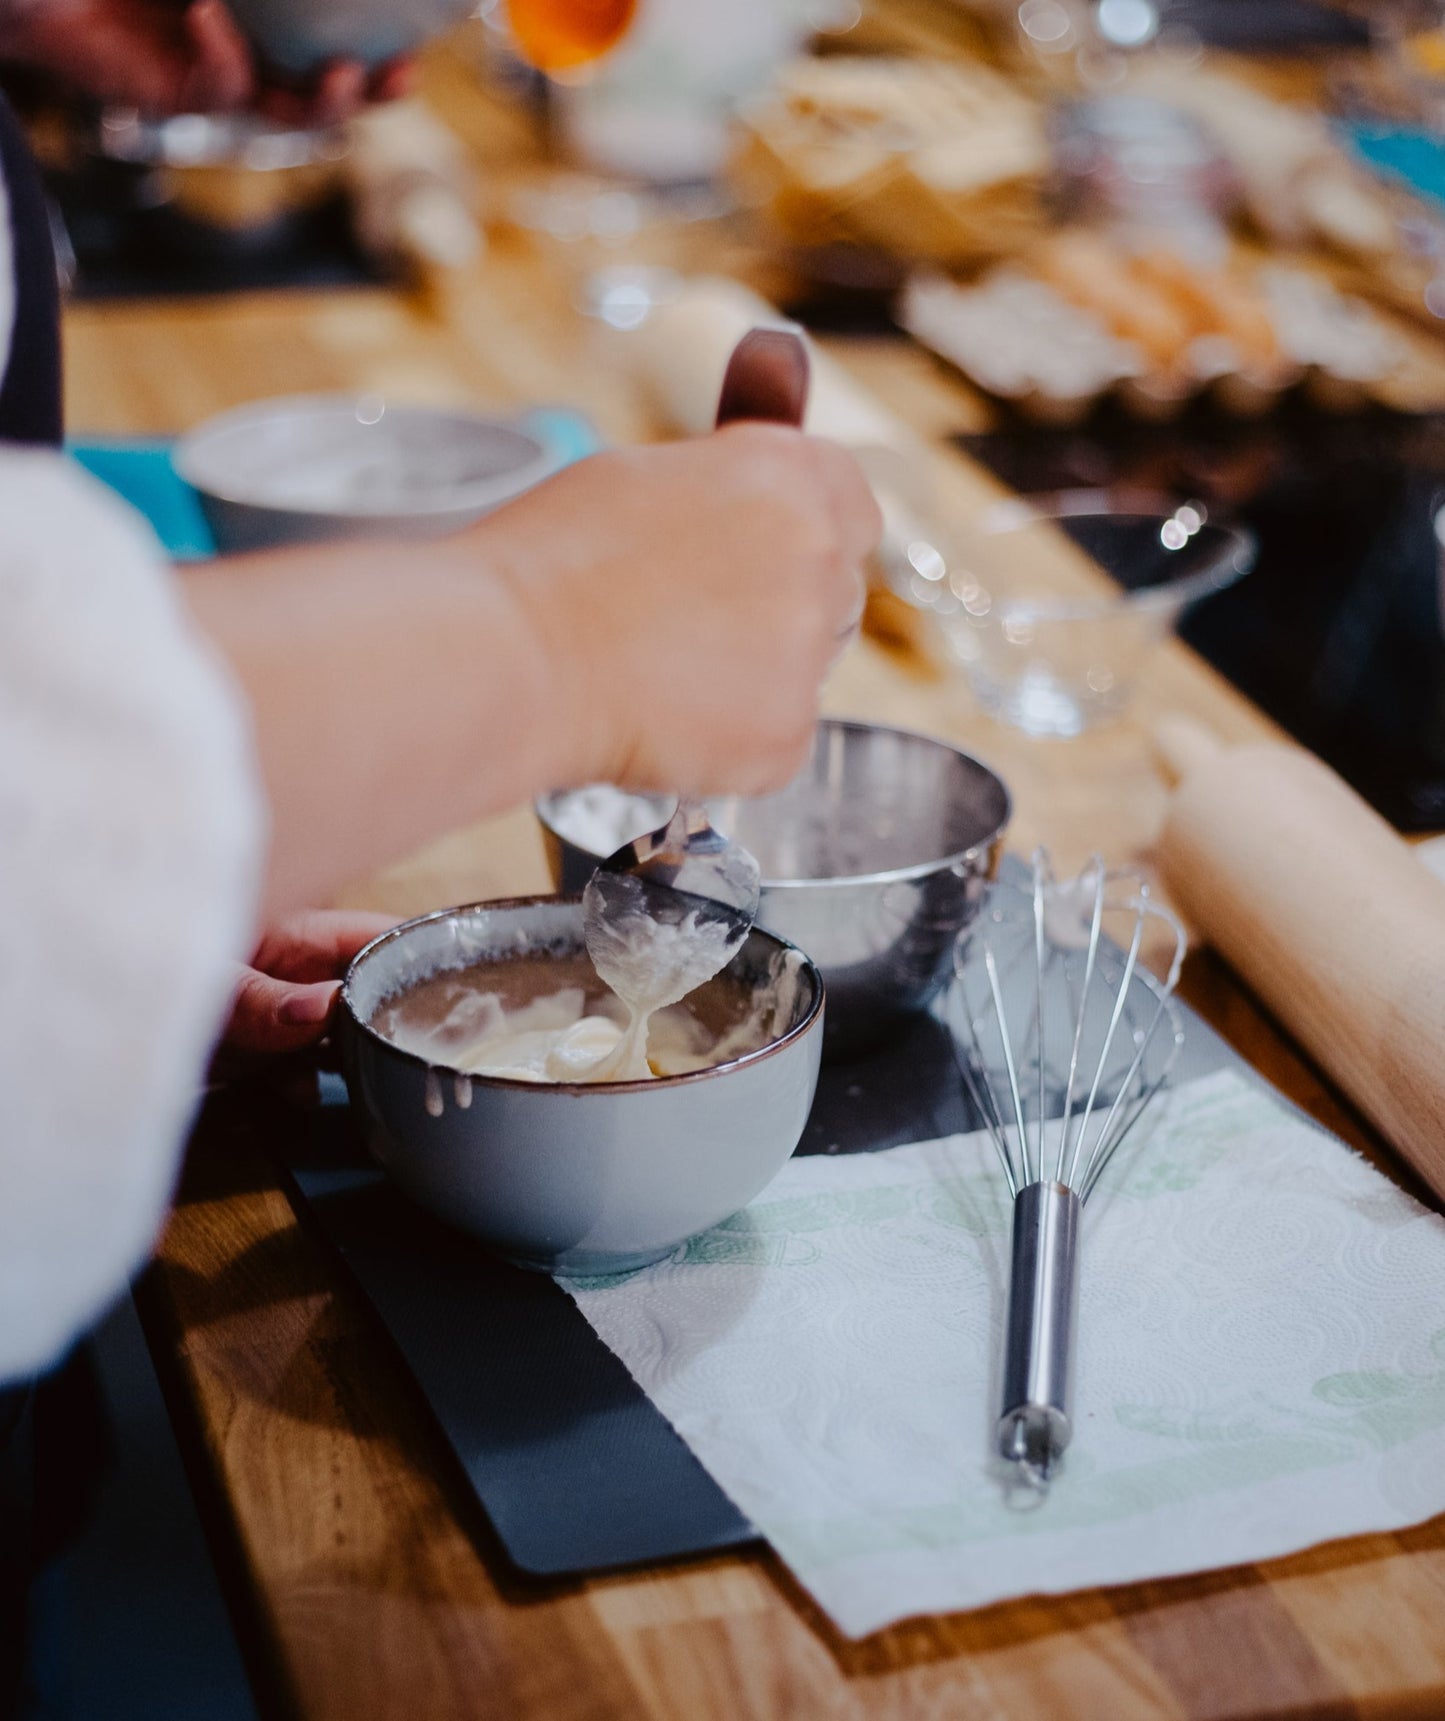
998,1179,1080,1490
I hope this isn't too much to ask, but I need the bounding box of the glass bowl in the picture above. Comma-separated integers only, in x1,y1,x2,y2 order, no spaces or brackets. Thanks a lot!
898,490,1254,737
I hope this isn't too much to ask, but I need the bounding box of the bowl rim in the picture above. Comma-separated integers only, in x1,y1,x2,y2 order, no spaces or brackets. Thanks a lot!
534,718,1013,892
341,894,825,1094
957,488,1256,623
172,392,558,519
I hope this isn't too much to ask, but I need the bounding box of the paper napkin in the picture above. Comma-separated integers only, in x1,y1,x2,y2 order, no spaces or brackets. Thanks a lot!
564,1071,1445,1636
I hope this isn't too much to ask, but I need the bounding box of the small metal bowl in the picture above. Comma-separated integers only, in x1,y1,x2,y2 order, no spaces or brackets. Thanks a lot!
339,897,824,1276
536,719,1011,1057
173,393,560,553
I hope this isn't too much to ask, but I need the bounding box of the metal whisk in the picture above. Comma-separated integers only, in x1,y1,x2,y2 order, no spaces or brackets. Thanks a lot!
949,851,1187,1494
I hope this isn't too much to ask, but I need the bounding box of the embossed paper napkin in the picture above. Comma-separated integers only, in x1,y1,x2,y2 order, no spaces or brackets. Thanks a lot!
563,1070,1445,1637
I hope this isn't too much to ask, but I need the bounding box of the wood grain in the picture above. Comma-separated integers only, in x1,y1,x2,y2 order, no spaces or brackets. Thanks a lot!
63,44,1445,1721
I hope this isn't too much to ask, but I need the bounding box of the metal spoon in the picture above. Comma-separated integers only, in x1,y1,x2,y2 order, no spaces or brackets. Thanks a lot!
582,325,811,1031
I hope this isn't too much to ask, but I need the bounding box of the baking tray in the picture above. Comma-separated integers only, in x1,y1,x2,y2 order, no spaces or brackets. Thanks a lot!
282,894,1242,1581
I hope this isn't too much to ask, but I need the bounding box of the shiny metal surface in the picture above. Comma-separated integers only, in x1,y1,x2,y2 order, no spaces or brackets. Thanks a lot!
339,897,824,1275
952,852,1186,1494
583,797,762,1011
998,1180,1080,1490
538,720,1011,1056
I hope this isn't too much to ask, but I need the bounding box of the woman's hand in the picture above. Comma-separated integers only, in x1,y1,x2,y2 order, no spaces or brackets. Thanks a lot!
213,908,395,1077
0,0,412,123
183,424,879,915
476,425,882,799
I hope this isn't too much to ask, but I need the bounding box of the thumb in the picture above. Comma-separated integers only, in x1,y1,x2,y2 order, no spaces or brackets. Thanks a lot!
223,968,341,1056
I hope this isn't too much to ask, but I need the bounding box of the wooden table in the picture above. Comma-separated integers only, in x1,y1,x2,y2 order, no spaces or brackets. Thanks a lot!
61,45,1445,1720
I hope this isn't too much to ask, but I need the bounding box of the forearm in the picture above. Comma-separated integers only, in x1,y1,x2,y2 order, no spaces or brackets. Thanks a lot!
181,538,584,916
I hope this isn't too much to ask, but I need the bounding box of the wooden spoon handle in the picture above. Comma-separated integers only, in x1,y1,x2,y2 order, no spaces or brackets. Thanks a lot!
714,325,810,429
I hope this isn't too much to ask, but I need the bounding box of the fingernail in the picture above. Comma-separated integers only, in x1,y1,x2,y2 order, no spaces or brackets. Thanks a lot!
279,985,338,1026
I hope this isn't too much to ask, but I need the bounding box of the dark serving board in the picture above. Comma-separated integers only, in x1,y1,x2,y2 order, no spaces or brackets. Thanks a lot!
282,915,1242,1582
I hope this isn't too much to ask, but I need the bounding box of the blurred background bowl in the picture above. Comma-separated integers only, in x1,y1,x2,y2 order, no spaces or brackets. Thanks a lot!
173,392,560,552
896,490,1255,738
224,0,476,74
340,897,824,1275
536,718,1011,1057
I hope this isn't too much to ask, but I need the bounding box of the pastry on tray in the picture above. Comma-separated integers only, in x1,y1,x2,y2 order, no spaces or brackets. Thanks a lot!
900,230,1422,422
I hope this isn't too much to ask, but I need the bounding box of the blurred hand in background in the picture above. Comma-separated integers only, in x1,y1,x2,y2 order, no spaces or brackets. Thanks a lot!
0,0,412,123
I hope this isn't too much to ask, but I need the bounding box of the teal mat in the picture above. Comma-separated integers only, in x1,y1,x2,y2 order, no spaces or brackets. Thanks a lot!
1344,121,1445,212
69,406,601,562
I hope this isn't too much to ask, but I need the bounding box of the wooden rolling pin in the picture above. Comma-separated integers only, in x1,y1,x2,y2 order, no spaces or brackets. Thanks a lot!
1155,716,1445,1199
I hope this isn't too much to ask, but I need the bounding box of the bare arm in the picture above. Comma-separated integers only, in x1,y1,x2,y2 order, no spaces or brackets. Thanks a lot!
181,428,880,919
182,535,575,914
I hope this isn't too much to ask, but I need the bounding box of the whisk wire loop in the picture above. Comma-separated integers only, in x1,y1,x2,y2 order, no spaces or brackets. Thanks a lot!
1030,850,1049,1188
1054,857,1109,1187
951,963,1022,1198
1065,886,1148,1192
986,941,1033,1196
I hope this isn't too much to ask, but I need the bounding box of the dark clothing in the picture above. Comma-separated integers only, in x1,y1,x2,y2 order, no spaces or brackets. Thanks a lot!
0,86,61,446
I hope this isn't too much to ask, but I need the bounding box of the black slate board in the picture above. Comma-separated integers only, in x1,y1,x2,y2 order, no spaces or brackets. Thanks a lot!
284,940,1241,1582
286,1143,755,1576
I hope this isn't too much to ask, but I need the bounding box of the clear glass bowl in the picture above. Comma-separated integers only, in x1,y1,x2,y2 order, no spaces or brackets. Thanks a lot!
900,490,1254,738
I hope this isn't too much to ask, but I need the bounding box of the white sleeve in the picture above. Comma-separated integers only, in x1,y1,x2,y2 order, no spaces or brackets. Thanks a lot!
0,450,266,1380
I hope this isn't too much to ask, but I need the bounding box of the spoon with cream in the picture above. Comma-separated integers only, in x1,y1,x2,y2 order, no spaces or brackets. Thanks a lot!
582,325,811,1079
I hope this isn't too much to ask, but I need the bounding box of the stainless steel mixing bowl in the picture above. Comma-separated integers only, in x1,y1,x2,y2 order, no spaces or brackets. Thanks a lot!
339,897,824,1275
536,719,1011,1056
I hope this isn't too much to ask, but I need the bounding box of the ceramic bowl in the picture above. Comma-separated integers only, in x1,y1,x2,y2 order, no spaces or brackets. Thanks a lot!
339,897,824,1275
224,0,475,73
536,719,1011,1057
173,393,560,552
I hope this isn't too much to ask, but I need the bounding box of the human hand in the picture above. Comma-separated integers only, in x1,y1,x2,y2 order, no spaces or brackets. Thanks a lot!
213,908,395,1078
474,426,882,798
0,0,412,123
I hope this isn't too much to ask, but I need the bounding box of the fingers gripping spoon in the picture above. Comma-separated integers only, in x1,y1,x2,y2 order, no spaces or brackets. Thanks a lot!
582,325,811,1079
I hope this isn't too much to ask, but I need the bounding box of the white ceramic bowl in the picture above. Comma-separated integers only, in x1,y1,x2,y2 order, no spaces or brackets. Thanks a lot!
174,393,561,552
340,897,825,1275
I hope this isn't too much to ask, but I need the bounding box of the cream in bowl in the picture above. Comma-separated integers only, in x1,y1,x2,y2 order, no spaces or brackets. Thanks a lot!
340,898,824,1275
371,941,801,1086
